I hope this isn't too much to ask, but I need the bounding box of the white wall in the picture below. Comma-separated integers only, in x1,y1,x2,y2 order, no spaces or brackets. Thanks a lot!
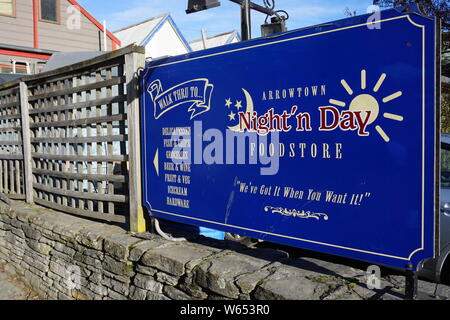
146,20,189,59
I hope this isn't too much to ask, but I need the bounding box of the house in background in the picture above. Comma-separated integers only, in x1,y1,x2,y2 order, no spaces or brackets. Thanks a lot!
113,14,191,60
189,30,240,51
0,0,121,75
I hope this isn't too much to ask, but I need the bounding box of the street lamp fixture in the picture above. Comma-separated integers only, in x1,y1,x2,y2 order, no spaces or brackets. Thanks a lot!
186,0,221,14
186,0,288,40
261,16,287,37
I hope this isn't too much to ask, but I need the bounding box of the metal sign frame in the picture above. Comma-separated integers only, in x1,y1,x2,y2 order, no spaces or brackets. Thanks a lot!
140,8,441,271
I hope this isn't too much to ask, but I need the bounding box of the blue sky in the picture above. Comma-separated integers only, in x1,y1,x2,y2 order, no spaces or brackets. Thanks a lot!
77,0,374,42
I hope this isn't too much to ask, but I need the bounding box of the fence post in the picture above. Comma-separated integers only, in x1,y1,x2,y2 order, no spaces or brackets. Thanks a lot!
125,50,146,233
19,81,34,204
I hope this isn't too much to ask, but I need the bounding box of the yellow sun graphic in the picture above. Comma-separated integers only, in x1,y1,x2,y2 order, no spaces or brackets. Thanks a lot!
329,70,404,143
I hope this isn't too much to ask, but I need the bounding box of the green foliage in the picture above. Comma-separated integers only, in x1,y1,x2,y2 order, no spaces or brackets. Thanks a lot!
374,0,449,30
442,89,450,133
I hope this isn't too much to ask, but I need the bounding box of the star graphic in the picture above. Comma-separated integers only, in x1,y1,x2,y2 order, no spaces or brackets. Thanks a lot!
228,111,236,121
225,98,232,108
235,100,243,110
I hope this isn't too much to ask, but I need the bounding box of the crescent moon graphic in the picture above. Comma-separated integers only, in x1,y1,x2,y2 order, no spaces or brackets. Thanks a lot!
228,88,254,132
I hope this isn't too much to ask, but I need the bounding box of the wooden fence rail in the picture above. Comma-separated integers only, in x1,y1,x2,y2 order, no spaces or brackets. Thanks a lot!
0,45,146,232
0,83,24,200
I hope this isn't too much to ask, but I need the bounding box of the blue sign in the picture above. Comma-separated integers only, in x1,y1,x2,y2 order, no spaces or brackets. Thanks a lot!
140,9,439,270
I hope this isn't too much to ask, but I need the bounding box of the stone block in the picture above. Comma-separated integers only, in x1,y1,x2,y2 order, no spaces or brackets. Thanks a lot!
129,285,147,300
253,276,330,300
22,225,41,240
102,255,134,277
163,286,191,300
146,291,170,300
27,241,52,256
10,227,24,238
102,276,130,296
156,272,179,286
87,282,108,297
195,252,270,299
128,237,167,262
235,265,277,295
107,289,128,300
141,242,213,277
135,264,158,276
133,273,163,293
104,233,141,261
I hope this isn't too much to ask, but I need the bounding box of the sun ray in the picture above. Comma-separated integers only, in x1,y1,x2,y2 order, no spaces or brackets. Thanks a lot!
361,70,366,90
373,73,386,93
383,91,403,103
375,125,390,142
329,99,346,107
341,79,353,95
383,113,404,121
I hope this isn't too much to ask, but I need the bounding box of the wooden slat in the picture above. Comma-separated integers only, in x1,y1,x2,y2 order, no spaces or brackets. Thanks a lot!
0,127,22,133
61,78,69,207
0,114,21,120
105,68,115,215
0,86,20,96
126,51,146,232
34,197,126,223
15,159,21,195
20,45,144,86
95,74,105,214
0,100,21,110
28,77,126,102
20,82,34,203
0,141,22,146
0,158,3,193
7,194,26,200
75,74,85,211
28,95,127,115
0,154,23,160
86,79,94,212
26,61,122,91
25,55,125,88
31,152,127,162
31,134,127,144
2,160,7,193
29,114,126,128
33,183,128,203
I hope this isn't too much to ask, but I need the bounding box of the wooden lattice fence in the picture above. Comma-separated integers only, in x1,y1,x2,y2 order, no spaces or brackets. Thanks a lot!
0,45,145,231
0,84,25,200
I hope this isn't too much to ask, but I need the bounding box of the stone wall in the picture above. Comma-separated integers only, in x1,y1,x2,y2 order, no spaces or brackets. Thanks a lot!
1,201,448,300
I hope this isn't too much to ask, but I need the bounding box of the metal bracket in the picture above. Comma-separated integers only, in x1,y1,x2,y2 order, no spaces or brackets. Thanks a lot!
405,269,418,300
152,217,186,242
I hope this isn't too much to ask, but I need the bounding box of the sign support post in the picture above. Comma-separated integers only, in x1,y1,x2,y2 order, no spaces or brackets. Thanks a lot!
240,0,251,40
125,49,146,233
405,268,419,300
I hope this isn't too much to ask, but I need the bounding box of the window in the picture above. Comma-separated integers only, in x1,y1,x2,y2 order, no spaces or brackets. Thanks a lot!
0,63,28,74
0,65,13,73
0,0,15,17
35,61,46,74
40,0,59,23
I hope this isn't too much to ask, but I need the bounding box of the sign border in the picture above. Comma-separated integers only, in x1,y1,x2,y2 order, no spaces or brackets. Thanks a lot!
141,14,437,266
